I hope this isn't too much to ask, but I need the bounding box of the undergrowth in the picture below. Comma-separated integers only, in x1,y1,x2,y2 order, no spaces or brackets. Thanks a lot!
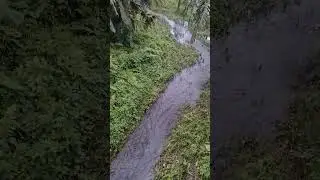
152,0,210,46
0,0,107,179
155,89,210,180
110,19,198,159
151,0,187,21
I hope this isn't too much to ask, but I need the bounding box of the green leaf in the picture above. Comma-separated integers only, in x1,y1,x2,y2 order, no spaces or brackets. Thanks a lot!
110,0,118,15
110,19,116,33
5,9,24,25
118,0,132,27
0,73,24,91
205,144,210,151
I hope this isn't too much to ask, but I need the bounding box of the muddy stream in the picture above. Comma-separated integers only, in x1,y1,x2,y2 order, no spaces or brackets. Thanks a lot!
110,15,210,180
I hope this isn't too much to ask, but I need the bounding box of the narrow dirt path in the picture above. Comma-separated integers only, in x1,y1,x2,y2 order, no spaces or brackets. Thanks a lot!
211,0,320,178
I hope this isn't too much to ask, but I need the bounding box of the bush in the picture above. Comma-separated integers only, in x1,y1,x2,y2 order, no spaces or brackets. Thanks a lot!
0,0,107,179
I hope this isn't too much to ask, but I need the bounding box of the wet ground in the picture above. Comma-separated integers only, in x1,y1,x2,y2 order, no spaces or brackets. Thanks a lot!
211,0,320,178
110,15,210,180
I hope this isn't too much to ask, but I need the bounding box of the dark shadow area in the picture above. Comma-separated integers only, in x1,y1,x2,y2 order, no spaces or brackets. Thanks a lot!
0,1,108,179
211,0,320,179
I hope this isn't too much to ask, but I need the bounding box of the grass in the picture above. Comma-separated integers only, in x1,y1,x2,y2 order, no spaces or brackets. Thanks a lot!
218,50,320,179
152,1,315,179
151,2,210,178
152,0,210,46
155,89,210,180
151,0,187,21
110,19,198,159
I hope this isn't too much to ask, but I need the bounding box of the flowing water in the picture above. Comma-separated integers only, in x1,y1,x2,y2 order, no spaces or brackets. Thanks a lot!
110,15,210,180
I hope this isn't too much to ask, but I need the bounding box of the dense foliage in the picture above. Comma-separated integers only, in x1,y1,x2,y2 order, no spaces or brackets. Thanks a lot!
151,0,210,42
176,0,210,42
0,0,107,179
109,0,158,45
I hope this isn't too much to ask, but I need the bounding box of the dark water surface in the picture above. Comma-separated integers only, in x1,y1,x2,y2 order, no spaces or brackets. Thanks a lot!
211,0,320,178
110,15,210,180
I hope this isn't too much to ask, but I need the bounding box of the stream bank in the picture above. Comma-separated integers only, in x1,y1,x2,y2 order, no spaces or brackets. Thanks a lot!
110,15,210,180
110,18,197,159
154,89,210,179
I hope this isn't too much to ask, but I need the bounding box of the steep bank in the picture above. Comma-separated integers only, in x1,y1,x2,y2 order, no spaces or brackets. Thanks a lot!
211,0,320,178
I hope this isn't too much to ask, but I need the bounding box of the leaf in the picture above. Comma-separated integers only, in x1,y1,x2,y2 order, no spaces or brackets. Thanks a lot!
110,19,116,33
205,144,210,151
110,0,118,16
0,72,24,91
33,1,47,18
117,0,132,27
6,9,24,25
0,0,8,20
70,23,96,35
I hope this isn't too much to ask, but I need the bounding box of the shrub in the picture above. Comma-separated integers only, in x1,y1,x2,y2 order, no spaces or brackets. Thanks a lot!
0,0,107,179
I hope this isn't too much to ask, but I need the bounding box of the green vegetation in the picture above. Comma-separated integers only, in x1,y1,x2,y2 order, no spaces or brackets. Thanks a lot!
153,0,289,42
155,89,210,180
151,1,210,179
2,0,305,179
110,19,198,158
208,1,320,179
151,0,187,20
153,0,288,39
154,1,310,180
0,0,107,179
110,0,159,45
152,0,209,43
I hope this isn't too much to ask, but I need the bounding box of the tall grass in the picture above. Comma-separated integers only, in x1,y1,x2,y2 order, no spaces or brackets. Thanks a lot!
155,89,210,179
